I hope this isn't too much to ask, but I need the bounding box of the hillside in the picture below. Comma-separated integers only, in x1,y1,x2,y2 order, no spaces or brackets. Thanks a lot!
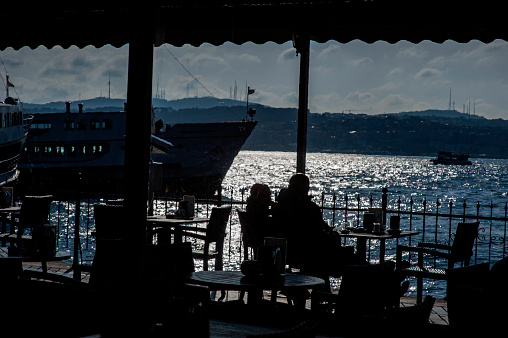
23,97,508,159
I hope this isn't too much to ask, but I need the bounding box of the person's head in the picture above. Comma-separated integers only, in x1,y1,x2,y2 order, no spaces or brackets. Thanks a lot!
249,183,272,206
288,173,310,196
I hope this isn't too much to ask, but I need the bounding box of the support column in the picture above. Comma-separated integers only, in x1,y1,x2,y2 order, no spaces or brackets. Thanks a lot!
295,35,310,174
124,23,154,282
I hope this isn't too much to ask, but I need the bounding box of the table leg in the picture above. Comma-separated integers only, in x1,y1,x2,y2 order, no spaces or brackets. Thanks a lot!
379,239,386,263
356,238,367,262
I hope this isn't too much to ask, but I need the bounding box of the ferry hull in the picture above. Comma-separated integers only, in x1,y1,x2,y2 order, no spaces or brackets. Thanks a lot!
17,110,256,197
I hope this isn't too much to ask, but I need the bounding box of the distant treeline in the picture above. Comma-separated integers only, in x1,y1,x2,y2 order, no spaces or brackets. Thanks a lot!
155,105,508,159
25,97,508,159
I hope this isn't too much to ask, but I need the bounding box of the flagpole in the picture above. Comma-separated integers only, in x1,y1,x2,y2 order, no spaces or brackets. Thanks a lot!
246,85,249,121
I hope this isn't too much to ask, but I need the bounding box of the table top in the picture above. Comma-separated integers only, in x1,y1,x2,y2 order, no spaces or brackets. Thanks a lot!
340,229,419,239
0,247,71,262
0,206,21,213
146,215,209,224
188,270,325,291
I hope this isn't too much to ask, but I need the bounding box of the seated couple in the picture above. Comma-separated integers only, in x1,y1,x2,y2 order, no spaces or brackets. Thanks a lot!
246,173,366,283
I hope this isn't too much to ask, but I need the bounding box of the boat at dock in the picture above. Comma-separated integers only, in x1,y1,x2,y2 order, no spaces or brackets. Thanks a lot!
16,102,256,197
0,76,31,186
431,151,472,165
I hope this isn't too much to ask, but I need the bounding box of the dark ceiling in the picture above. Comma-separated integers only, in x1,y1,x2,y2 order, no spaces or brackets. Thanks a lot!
2,1,506,50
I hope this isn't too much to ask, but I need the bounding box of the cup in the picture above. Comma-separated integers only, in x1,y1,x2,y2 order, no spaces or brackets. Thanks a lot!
363,213,375,232
390,215,400,231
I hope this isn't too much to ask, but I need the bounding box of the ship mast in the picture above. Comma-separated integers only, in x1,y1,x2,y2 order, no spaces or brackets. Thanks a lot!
6,74,10,98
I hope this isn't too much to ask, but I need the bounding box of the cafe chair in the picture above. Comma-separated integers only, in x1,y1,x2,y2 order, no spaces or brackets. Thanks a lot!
396,221,480,303
17,195,53,243
89,203,129,287
311,261,407,335
180,205,232,271
237,209,265,261
445,257,508,334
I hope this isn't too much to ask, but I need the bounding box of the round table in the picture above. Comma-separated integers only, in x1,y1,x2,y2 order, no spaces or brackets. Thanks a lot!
188,270,325,306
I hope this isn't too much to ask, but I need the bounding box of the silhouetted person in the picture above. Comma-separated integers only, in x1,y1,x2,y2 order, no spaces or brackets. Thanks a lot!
274,173,363,283
245,183,275,248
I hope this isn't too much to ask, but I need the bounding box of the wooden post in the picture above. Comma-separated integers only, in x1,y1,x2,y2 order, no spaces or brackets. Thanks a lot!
295,34,310,174
124,31,153,282
73,190,80,280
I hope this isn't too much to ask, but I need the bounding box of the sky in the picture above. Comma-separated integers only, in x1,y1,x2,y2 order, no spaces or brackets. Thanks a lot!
1,39,508,119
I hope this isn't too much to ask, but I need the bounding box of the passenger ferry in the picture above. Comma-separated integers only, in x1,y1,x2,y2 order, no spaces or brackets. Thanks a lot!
18,102,126,194
17,102,256,196
0,76,31,185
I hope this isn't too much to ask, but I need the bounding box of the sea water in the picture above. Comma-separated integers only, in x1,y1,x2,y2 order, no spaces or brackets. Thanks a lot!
51,151,508,299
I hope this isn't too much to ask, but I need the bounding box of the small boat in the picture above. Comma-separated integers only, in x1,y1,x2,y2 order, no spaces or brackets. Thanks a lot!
431,151,472,165
0,75,31,185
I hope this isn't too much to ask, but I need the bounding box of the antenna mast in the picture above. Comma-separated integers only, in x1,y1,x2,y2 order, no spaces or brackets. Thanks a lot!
448,88,452,110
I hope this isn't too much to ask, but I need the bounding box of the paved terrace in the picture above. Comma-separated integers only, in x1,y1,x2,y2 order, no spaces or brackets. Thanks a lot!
23,261,450,337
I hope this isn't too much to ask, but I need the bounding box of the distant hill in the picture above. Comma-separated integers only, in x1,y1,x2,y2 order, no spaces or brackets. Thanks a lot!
23,96,255,113
22,97,508,158
392,109,485,120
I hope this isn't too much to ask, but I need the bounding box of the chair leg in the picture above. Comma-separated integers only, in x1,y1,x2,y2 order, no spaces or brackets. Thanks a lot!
417,277,423,304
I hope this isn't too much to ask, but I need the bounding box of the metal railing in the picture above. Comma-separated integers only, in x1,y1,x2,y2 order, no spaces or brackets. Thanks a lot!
39,187,508,275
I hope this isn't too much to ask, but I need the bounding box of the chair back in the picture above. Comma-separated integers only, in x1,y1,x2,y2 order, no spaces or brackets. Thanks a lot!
451,221,480,264
206,206,231,243
20,195,53,227
93,203,127,240
237,210,261,249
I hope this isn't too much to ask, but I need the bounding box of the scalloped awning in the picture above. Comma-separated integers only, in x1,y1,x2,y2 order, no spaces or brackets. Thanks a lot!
2,1,506,50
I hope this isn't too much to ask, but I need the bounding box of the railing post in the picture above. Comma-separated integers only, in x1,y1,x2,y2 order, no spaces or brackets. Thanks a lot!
344,193,348,223
435,198,440,244
321,192,325,216
422,198,427,243
357,194,361,225
382,188,388,226
504,203,507,259
448,199,453,246
489,201,493,264
332,192,336,227
409,196,414,247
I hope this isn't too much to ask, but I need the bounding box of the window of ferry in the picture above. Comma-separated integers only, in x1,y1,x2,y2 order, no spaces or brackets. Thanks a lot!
43,146,52,157
77,120,86,130
68,146,76,156
103,119,112,129
55,146,65,156
64,120,75,130
90,120,100,130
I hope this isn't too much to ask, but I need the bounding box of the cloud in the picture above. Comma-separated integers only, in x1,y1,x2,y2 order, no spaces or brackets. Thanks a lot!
317,44,341,59
349,57,372,67
375,81,402,92
239,53,261,63
278,48,297,62
414,67,442,79
381,94,412,107
309,92,341,113
396,45,429,59
388,68,404,76
180,53,229,69
345,91,374,103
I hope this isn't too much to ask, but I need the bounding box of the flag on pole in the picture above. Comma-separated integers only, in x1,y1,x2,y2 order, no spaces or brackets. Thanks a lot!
6,75,14,87
248,87,255,95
